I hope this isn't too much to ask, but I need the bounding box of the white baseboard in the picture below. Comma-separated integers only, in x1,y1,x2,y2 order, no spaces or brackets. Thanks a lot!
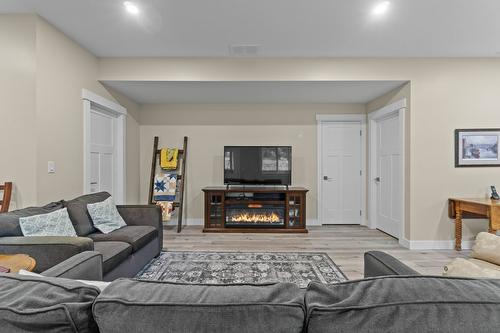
307,218,321,226
399,238,410,249
401,238,474,250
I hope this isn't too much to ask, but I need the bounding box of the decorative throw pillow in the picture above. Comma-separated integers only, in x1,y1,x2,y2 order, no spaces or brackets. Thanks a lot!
443,258,500,279
19,208,77,237
87,197,127,234
471,232,500,266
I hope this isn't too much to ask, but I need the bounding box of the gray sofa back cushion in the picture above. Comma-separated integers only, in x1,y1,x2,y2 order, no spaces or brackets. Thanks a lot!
0,201,63,237
93,279,305,333
63,192,111,236
0,273,100,333
305,276,500,333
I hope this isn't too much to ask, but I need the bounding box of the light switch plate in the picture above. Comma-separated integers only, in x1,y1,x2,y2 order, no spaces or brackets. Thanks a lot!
48,161,56,174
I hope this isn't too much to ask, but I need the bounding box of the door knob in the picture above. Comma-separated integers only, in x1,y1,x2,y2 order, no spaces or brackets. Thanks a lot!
323,176,332,181
374,177,381,182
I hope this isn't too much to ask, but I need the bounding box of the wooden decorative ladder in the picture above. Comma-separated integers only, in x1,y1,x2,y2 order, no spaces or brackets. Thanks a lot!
148,136,188,233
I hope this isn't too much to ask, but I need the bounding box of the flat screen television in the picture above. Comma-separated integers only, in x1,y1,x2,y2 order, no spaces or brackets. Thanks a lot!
224,146,292,185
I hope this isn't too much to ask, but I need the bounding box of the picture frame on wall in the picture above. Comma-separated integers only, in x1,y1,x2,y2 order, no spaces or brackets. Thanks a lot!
455,129,500,167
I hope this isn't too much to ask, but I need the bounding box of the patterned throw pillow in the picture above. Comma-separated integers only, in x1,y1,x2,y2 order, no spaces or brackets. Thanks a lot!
19,208,77,237
86,197,127,234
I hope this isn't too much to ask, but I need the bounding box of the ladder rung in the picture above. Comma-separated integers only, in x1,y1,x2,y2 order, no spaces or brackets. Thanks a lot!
156,149,184,155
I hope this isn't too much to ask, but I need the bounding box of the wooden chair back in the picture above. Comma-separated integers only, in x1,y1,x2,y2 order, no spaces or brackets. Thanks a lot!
0,182,12,213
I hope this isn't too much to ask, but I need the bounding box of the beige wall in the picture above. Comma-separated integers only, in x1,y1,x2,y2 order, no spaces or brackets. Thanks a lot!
100,58,500,242
139,104,365,221
35,16,120,204
0,14,37,210
1,14,140,207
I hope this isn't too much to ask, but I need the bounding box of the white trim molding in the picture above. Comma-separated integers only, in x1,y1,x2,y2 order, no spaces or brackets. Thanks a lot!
368,98,407,240
82,89,127,204
82,89,126,115
317,114,367,226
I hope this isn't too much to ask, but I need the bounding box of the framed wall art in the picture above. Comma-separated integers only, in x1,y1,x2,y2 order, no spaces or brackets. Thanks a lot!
455,129,500,167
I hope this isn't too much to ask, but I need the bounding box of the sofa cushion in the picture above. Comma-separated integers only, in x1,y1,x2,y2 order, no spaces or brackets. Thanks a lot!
305,276,500,333
471,232,500,266
93,280,305,333
64,192,111,236
0,273,100,333
0,201,63,237
93,241,133,275
88,226,157,252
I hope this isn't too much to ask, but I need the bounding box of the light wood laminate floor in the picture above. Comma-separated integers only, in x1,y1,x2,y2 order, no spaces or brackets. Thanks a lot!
163,225,467,280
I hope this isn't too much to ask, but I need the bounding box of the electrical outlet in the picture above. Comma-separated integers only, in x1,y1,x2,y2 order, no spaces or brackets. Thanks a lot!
48,161,56,174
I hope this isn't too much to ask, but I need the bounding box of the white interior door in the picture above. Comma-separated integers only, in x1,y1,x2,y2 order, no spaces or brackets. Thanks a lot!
374,113,402,238
89,107,115,194
321,122,362,224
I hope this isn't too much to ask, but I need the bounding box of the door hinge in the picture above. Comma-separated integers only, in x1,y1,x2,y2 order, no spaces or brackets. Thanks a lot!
360,170,362,176
360,210,362,216
360,130,362,136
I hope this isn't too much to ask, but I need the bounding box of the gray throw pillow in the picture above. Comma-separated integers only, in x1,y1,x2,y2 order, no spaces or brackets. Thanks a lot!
87,197,126,234
19,207,77,237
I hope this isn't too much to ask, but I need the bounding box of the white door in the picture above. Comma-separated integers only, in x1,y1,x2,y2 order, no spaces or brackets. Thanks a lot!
89,107,115,194
83,90,126,204
374,113,402,238
321,122,362,224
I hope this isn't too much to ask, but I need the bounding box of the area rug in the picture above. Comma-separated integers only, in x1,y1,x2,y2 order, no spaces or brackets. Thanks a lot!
136,251,347,288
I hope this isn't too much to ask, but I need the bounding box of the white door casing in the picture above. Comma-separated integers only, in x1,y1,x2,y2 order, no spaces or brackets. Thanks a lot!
82,89,127,204
368,99,406,240
317,114,366,225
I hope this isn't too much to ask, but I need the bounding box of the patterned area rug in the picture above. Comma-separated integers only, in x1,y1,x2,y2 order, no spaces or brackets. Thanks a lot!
136,251,347,288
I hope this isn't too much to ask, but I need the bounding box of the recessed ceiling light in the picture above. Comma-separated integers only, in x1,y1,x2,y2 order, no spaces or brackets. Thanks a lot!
124,1,139,15
372,1,390,16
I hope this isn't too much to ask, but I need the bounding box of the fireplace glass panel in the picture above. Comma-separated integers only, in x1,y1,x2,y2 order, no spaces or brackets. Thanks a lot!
225,204,285,227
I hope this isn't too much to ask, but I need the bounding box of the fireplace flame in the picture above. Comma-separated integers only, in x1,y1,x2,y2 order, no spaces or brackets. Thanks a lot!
230,212,281,223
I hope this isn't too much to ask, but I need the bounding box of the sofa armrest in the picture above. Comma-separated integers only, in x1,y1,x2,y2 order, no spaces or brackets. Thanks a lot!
364,251,420,278
41,251,103,280
0,236,94,273
117,205,162,254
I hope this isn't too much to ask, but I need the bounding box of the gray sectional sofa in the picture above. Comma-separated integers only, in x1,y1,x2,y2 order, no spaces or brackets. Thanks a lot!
1,250,499,333
0,192,162,281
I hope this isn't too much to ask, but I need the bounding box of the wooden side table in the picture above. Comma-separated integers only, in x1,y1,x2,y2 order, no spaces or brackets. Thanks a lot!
0,254,37,273
448,198,500,251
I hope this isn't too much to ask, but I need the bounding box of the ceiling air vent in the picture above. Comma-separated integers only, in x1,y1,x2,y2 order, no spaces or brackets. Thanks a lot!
229,44,260,56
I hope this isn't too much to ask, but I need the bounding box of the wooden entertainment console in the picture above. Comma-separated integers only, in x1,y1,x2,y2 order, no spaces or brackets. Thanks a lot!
203,186,308,233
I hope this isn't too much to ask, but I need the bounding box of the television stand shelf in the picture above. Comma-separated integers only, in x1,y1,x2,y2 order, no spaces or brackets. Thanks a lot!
202,186,308,233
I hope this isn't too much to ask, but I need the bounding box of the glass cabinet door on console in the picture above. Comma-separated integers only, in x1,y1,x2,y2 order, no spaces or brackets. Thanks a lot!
206,192,224,228
287,192,305,228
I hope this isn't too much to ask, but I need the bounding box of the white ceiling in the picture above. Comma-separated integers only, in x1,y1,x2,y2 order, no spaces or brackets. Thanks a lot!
1,0,500,57
101,81,406,104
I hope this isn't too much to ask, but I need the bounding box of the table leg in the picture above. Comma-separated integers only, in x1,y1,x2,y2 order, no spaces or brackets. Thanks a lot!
488,209,496,234
455,206,462,251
